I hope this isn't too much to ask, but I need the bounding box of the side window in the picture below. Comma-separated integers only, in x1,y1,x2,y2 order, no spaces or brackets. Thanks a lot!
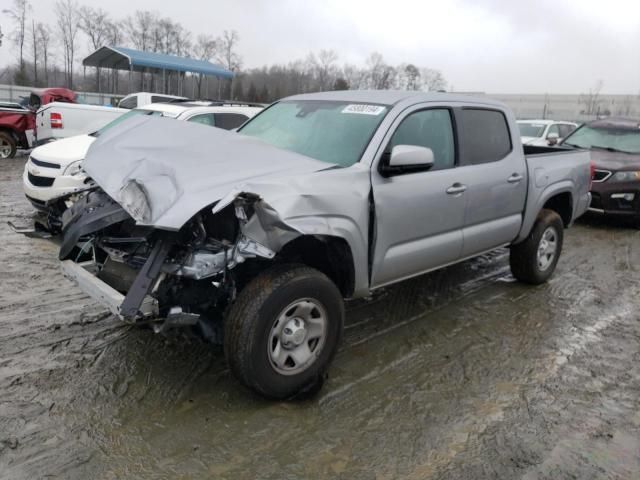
388,109,455,170
458,109,512,165
119,96,137,109
214,113,249,130
548,124,560,137
558,124,573,137
187,113,216,127
151,95,175,104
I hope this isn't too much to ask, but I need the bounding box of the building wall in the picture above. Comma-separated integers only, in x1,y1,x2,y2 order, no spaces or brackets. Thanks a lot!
490,93,640,123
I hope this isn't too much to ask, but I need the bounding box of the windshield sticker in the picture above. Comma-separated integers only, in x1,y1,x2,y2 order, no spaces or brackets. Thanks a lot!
342,104,385,115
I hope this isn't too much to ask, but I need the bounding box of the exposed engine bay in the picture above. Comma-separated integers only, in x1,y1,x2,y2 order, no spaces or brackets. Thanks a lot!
59,190,280,341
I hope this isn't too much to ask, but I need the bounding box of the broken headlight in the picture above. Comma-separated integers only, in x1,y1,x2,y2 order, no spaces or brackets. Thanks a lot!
119,180,152,223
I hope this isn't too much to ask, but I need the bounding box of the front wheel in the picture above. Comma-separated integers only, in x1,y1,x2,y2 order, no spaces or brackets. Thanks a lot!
510,209,564,284
224,264,344,399
0,132,17,159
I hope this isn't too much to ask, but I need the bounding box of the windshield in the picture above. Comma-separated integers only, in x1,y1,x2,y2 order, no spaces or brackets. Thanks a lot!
238,100,389,166
563,125,640,154
92,109,166,137
518,122,546,138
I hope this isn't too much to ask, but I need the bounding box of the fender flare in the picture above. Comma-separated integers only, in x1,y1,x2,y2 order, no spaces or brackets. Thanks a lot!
515,180,574,244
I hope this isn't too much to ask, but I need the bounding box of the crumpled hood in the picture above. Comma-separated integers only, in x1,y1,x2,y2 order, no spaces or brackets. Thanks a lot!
82,115,331,230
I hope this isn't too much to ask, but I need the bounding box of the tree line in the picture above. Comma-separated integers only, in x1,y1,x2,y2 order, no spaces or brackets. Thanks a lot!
0,0,447,102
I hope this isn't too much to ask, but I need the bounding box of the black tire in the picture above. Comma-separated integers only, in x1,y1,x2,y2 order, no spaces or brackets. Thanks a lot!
510,209,564,284
0,132,17,159
224,264,344,399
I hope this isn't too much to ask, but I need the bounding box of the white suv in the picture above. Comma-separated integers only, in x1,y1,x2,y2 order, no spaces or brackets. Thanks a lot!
23,101,263,214
517,119,578,146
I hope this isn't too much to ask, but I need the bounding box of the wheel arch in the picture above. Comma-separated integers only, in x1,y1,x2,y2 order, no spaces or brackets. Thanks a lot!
515,181,575,244
276,234,356,298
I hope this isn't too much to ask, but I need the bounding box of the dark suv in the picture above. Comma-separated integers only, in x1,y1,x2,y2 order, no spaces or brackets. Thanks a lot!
562,117,640,224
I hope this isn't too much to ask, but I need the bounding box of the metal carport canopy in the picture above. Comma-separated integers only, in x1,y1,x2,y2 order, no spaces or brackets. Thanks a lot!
82,46,234,79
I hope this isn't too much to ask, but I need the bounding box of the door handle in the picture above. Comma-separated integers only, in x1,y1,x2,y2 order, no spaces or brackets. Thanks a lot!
446,183,467,195
508,173,524,183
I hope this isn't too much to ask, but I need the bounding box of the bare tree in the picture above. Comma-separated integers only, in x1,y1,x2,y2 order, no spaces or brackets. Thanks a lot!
105,20,124,92
396,63,421,90
78,6,112,90
215,30,242,98
363,52,396,89
0,25,4,47
3,0,30,82
125,10,157,51
78,6,111,51
194,34,217,97
55,0,80,88
579,80,604,116
216,30,242,71
310,49,338,90
420,68,447,91
29,19,38,84
36,23,52,85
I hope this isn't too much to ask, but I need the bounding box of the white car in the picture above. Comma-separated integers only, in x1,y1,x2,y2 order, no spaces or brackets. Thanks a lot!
517,120,578,146
34,92,187,145
23,101,263,216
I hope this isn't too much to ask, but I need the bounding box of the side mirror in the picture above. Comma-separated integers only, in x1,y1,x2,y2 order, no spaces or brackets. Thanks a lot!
381,145,435,176
389,145,434,167
547,132,559,145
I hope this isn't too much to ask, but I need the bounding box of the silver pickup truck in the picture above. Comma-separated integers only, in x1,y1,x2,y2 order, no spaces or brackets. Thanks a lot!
59,91,591,398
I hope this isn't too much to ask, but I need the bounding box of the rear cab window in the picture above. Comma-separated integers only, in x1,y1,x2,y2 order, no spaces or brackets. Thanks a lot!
118,96,138,109
457,108,512,165
151,95,177,104
215,113,250,130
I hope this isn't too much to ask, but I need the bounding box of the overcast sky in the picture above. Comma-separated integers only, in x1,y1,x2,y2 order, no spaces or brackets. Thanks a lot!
1,0,638,94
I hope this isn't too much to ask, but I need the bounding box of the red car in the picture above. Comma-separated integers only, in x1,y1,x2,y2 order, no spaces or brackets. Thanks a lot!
0,88,75,159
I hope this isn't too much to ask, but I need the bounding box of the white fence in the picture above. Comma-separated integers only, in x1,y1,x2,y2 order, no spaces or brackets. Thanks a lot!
0,83,123,106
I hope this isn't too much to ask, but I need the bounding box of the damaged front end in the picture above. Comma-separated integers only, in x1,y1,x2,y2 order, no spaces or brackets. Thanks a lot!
59,190,280,341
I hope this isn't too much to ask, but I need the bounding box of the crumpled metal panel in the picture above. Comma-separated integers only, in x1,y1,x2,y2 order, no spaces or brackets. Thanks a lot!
83,115,373,295
0,110,35,134
83,115,330,229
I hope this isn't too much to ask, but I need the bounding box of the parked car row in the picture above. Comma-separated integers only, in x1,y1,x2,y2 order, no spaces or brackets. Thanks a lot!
17,90,589,399
0,89,189,158
517,119,578,146
561,117,640,223
23,100,263,230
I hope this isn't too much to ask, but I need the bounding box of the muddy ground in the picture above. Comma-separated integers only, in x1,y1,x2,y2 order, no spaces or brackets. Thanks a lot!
1,154,639,480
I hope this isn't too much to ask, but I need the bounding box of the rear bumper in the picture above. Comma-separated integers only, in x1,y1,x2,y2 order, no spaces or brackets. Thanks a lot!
60,260,157,320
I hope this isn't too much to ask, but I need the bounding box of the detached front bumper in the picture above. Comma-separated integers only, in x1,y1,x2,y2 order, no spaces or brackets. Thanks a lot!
60,260,157,319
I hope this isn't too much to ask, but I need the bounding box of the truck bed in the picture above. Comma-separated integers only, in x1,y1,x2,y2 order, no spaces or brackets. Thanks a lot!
36,102,127,144
516,144,592,243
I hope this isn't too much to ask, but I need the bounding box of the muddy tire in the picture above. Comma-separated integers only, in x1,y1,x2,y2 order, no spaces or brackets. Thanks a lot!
510,209,564,284
0,132,17,159
224,264,344,399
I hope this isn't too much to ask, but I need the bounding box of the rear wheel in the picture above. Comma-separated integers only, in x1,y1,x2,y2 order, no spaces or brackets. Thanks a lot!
0,132,17,159
510,209,564,284
224,264,344,399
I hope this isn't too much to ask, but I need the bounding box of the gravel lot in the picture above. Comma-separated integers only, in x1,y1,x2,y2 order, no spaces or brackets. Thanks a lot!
1,154,639,479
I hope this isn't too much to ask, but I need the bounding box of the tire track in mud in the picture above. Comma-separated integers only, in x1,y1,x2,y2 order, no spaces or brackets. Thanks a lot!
1,156,640,479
